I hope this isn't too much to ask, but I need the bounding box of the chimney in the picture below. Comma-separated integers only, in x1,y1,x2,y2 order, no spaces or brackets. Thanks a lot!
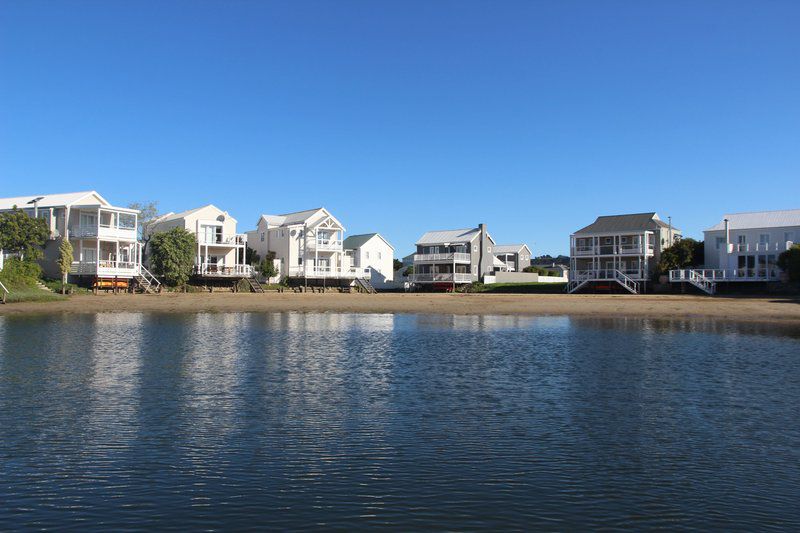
478,223,486,280
724,218,730,252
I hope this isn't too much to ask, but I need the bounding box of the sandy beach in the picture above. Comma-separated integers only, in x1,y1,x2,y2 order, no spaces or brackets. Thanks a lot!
1,292,799,325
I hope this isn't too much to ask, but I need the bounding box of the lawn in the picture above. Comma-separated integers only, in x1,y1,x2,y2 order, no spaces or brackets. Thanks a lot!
477,282,567,294
2,283,66,303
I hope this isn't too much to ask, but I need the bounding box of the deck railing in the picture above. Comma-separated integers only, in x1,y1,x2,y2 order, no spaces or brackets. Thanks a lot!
414,252,471,263
411,272,473,283
70,261,140,277
669,268,781,282
197,234,247,246
194,263,253,277
287,266,370,279
308,239,343,251
731,241,793,253
572,244,654,256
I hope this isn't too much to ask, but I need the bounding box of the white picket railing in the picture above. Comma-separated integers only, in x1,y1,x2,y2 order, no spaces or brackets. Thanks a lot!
669,268,781,283
411,273,473,283
194,263,253,277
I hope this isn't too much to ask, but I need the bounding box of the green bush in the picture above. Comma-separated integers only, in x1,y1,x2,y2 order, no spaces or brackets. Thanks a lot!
0,258,42,287
778,244,800,282
149,228,197,286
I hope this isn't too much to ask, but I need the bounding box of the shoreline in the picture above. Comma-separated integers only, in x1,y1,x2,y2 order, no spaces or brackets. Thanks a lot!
1,292,799,325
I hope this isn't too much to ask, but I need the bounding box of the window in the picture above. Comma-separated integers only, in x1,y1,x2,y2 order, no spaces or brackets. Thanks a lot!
365,251,370,259
260,232,265,242
378,252,382,260
715,237,725,250
298,257,303,265
621,236,627,244
80,212,97,228
759,234,770,244
738,235,746,244
784,232,794,243
487,246,492,252
605,237,612,244
281,230,285,238
473,265,477,275
83,248,96,262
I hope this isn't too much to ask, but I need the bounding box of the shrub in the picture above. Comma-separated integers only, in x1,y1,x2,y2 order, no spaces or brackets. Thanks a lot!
149,228,197,286
0,207,49,260
0,258,42,287
778,244,800,282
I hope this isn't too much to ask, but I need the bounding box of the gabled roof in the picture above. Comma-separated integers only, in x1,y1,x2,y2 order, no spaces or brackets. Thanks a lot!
343,233,395,251
705,209,800,232
573,213,677,235
0,191,117,211
151,204,237,224
258,207,344,231
493,244,531,255
416,228,481,245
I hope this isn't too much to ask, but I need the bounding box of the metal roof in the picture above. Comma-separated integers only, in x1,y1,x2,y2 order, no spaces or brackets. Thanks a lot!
493,244,530,254
151,204,237,224
573,213,677,235
705,209,800,231
416,228,481,245
0,191,113,211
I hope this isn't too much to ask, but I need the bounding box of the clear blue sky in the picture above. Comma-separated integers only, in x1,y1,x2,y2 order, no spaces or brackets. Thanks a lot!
2,1,799,256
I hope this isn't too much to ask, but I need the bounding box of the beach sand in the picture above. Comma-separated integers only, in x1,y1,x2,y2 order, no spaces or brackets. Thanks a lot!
1,292,799,325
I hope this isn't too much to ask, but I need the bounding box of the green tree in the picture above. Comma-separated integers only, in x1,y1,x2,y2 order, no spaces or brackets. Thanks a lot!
657,238,704,274
777,244,800,282
128,201,160,256
246,246,261,266
0,207,49,260
402,265,414,277
149,227,197,286
57,238,73,294
393,258,403,271
258,255,278,280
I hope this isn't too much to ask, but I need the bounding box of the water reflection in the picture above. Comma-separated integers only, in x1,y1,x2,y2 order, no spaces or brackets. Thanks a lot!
0,312,798,530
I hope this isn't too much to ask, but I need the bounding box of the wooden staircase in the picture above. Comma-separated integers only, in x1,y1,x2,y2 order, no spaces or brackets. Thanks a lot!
247,277,265,293
134,265,161,294
354,277,377,294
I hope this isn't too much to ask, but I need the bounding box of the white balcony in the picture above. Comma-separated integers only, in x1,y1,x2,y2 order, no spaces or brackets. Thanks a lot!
572,244,654,256
194,263,253,277
730,241,793,253
569,269,648,282
197,234,247,246
287,266,370,279
414,252,471,263
308,239,343,251
70,260,140,278
411,273,473,283
70,224,138,241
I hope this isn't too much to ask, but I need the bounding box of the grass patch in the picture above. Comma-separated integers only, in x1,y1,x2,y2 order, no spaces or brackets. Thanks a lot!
3,283,66,303
476,282,567,294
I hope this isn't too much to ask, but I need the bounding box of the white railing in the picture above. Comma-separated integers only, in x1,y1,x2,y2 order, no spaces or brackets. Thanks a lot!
69,225,137,240
0,279,8,303
309,239,343,251
669,268,781,283
572,244,654,256
138,264,161,291
197,233,247,246
569,269,646,281
287,266,370,279
411,273,473,283
414,252,471,263
194,263,253,277
70,261,140,277
731,241,793,253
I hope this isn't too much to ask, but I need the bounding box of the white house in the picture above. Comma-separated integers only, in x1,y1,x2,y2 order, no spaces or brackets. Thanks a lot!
0,191,156,289
343,233,395,289
147,205,250,279
246,207,370,286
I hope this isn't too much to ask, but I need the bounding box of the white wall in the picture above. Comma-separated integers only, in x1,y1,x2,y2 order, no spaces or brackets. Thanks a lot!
492,271,568,284
351,236,394,288
704,226,799,269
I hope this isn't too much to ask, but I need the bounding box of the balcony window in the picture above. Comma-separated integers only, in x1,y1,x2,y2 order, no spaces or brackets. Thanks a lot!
605,237,612,244
785,232,794,243
738,235,746,244
80,213,97,227
716,237,725,250
759,234,770,244
620,236,627,244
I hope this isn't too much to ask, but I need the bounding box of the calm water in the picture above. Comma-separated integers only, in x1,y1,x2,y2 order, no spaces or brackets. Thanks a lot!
1,313,799,530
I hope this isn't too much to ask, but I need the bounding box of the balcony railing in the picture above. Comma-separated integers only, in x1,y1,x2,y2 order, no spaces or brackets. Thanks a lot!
669,268,781,282
197,234,247,246
414,252,471,263
308,239,343,251
569,269,647,281
193,263,253,277
287,266,370,279
411,272,473,283
572,244,654,256
70,260,139,277
69,224,138,240
731,241,793,253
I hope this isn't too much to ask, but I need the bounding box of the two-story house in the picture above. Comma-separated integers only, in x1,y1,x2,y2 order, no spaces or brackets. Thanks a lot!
569,212,680,294
147,205,249,279
343,233,395,289
246,207,369,286
0,191,154,288
492,244,532,273
702,209,798,280
412,224,495,289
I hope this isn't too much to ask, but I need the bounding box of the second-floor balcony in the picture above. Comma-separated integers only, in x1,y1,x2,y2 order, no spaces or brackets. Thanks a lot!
197,233,247,246
194,263,253,277
572,243,654,256
414,252,471,263
69,224,137,241
308,238,343,251
730,241,794,253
